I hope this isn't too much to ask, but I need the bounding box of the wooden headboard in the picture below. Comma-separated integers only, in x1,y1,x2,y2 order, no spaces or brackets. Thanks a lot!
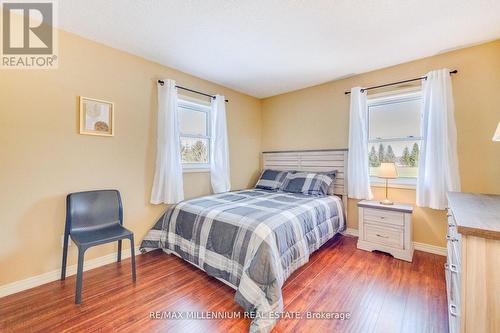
262,149,348,213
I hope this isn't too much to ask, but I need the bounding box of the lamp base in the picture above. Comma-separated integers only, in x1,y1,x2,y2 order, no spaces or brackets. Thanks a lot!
380,199,394,205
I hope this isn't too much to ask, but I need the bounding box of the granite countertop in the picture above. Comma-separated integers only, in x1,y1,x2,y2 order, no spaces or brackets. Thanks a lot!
448,192,500,240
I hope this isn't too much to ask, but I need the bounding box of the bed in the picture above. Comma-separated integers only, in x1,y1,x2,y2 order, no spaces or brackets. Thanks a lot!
140,149,348,332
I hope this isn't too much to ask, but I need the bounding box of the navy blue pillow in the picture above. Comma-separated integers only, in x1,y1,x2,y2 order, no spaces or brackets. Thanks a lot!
280,171,336,196
255,169,289,191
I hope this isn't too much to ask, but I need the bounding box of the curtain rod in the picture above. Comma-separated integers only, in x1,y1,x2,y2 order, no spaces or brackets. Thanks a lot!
344,70,458,95
157,80,229,102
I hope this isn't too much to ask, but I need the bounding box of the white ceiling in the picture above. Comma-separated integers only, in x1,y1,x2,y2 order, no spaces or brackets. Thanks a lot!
58,0,500,98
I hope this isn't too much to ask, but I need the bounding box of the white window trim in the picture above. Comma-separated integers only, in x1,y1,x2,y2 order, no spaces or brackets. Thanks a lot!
182,167,211,174
367,89,422,188
370,177,416,189
178,98,211,172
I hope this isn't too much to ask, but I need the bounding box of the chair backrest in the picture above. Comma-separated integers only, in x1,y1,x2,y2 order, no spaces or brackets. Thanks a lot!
66,190,123,232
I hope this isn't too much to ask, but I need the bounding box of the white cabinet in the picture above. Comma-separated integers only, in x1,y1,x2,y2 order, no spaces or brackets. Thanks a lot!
357,200,414,262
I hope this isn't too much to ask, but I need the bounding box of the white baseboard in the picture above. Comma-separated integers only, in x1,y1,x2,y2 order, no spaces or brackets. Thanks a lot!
0,246,141,298
343,228,359,237
412,242,447,256
342,228,447,256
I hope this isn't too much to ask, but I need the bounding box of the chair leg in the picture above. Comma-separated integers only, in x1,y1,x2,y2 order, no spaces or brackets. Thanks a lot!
61,233,69,280
130,235,136,282
75,247,86,304
117,239,122,262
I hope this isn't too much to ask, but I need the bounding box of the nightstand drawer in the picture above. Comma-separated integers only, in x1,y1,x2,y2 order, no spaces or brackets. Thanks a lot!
363,208,404,226
364,223,404,249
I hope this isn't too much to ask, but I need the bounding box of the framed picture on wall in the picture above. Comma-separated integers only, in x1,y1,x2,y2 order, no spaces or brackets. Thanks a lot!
79,97,114,136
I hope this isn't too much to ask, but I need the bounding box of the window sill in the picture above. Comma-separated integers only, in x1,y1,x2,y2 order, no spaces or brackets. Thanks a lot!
370,177,416,190
371,182,416,190
183,168,210,174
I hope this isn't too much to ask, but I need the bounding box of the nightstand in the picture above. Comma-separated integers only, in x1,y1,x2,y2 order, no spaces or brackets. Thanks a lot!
357,200,414,262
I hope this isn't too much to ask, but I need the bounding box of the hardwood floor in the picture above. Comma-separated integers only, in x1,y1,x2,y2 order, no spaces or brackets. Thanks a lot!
0,235,448,333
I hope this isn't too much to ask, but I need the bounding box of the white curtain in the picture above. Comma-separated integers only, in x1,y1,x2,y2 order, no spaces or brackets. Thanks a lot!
150,79,184,204
347,87,373,200
210,95,231,193
417,69,460,209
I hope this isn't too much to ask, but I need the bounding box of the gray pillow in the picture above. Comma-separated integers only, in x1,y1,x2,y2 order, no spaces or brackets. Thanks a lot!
280,171,336,196
255,169,289,191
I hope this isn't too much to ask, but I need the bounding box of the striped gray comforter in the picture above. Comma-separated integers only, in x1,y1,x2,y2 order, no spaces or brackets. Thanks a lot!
140,189,345,332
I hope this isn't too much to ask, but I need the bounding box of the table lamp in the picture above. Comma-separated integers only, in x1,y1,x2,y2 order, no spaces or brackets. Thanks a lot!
493,122,500,141
377,162,398,205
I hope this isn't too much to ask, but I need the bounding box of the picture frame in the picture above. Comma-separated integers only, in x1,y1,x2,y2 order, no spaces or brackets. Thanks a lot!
79,97,114,136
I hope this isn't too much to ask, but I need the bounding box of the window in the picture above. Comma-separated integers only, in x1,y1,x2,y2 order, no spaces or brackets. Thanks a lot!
367,90,422,185
178,98,211,169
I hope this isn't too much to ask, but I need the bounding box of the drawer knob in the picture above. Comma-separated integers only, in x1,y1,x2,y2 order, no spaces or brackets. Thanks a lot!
449,304,458,317
380,216,385,219
376,233,389,239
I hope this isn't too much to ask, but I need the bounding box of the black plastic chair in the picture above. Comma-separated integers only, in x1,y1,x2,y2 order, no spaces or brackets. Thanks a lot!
61,190,136,304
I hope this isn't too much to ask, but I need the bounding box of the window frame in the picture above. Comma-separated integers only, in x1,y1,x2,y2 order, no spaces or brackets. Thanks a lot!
177,97,211,172
367,90,423,188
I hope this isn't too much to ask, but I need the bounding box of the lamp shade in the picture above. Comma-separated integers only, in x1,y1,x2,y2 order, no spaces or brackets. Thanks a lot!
493,122,500,142
378,162,398,179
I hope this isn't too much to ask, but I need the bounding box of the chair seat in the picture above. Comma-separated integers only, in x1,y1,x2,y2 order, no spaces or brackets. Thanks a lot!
70,224,133,247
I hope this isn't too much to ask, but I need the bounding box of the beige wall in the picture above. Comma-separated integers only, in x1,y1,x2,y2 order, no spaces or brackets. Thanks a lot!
0,30,262,285
262,40,500,247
